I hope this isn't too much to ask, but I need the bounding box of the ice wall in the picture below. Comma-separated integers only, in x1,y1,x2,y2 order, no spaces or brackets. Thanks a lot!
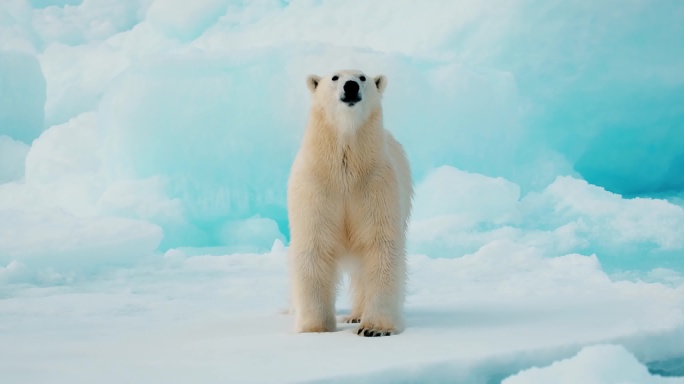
0,0,682,271
0,136,29,183
98,50,305,245
29,0,82,9
482,1,684,196
0,50,46,143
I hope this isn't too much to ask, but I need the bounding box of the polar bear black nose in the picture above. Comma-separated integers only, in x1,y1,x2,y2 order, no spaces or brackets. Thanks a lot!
343,80,360,97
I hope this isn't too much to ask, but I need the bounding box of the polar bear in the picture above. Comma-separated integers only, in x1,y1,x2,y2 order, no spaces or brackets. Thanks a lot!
287,69,413,337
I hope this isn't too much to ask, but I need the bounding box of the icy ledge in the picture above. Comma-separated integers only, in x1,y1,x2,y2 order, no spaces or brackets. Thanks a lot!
503,344,684,383
0,240,682,383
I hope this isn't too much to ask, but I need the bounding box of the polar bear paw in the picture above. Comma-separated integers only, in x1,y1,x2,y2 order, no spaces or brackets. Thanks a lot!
340,315,361,324
356,326,394,337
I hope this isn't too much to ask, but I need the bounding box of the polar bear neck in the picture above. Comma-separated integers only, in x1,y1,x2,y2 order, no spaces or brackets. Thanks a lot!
305,106,385,176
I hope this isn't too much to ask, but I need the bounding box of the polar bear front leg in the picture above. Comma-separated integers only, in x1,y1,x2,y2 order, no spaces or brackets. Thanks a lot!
351,169,407,337
288,188,342,334
356,241,406,337
290,245,338,333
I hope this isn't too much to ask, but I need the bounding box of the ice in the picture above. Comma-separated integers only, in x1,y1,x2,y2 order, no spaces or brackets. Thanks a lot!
3,0,681,254
92,42,560,247
192,0,684,196
11,112,105,217
98,50,301,245
411,166,520,223
483,1,684,196
502,344,684,383
0,209,162,278
0,50,46,143
29,0,82,9
0,135,29,183
39,42,127,126
193,1,515,58
31,0,149,45
0,1,39,53
0,1,683,380
145,0,229,42
0,260,28,283
0,0,680,269
0,112,163,273
215,216,286,253
0,243,683,383
25,112,100,184
409,166,684,273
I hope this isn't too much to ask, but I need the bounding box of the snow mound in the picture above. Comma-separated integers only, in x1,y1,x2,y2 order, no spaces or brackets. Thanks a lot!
145,0,229,42
503,344,684,384
0,209,162,274
409,166,684,272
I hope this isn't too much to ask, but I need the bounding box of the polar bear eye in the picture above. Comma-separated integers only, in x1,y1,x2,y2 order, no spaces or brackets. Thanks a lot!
332,75,339,81
359,75,366,82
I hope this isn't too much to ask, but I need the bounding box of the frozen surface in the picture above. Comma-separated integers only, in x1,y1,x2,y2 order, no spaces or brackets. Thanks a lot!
1,1,683,381
1,242,683,383
502,344,684,384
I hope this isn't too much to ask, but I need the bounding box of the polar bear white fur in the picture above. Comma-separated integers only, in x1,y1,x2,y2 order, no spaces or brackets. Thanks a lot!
287,69,413,337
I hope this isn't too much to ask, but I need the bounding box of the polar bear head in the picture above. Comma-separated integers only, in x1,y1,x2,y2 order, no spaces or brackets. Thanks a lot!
306,69,387,134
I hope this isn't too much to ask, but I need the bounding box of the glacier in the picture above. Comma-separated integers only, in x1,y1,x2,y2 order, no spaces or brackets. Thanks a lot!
0,50,45,143
1,0,683,382
2,0,683,261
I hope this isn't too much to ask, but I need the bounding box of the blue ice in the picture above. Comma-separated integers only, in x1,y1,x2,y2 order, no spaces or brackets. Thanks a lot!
0,0,682,273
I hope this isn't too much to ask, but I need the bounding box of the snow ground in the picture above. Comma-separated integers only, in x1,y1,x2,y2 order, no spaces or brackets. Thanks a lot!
1,240,683,383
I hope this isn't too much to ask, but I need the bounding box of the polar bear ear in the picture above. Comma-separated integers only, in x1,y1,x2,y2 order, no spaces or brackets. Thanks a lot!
373,75,387,94
306,75,321,93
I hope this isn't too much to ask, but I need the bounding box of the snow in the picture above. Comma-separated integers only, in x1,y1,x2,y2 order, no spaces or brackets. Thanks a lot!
31,0,148,46
409,167,684,273
145,0,229,42
503,344,684,384
25,111,101,185
1,242,683,383
1,0,683,381
0,209,162,275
